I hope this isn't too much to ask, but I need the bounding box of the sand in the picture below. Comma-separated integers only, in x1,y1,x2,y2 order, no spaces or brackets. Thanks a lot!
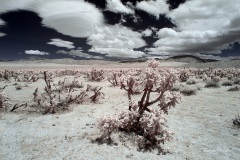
0,59,239,160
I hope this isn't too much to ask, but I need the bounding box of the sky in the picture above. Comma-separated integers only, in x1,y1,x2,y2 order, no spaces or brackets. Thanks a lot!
0,0,240,61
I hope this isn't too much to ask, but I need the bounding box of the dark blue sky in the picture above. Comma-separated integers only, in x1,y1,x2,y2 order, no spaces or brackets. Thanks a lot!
0,0,239,60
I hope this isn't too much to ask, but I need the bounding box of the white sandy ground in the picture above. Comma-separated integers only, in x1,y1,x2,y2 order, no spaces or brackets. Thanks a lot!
0,60,240,160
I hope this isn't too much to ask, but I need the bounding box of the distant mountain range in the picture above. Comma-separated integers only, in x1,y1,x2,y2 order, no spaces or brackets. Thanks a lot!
119,55,219,63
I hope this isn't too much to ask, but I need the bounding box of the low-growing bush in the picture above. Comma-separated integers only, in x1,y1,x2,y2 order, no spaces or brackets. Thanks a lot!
232,77,240,85
180,86,197,96
221,80,233,86
228,86,239,92
204,80,220,88
186,78,196,85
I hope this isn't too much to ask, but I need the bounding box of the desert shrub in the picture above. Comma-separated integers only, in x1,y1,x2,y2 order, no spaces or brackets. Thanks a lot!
221,80,233,86
204,80,220,88
180,86,197,96
232,77,240,85
171,84,182,91
97,59,181,154
186,78,196,85
228,86,239,92
211,76,220,83
233,114,240,127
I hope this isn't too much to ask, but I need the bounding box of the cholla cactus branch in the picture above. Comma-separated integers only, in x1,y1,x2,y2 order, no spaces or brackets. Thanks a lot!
10,103,28,112
0,85,7,92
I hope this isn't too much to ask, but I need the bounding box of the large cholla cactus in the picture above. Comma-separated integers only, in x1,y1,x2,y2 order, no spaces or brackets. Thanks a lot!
97,59,181,153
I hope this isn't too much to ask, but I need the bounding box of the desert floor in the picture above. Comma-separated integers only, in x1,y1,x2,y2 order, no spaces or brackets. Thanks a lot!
0,60,240,160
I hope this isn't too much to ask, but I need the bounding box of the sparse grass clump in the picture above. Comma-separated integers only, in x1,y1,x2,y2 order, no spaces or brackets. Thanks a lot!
204,80,220,88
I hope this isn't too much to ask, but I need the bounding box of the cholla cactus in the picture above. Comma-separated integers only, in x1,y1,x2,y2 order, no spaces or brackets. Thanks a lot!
0,91,10,111
179,70,189,82
32,71,88,114
107,71,122,86
97,60,181,153
87,68,105,81
147,59,159,68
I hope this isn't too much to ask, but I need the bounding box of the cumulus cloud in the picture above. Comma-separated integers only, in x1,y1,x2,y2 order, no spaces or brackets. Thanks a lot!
56,49,103,59
0,0,104,38
47,38,75,49
106,0,134,14
25,50,49,55
89,48,145,58
142,28,153,37
136,0,169,19
146,0,240,56
87,25,146,58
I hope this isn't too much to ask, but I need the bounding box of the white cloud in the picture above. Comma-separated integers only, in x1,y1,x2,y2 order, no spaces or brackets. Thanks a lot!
89,48,145,58
168,0,240,31
47,38,75,49
136,0,169,19
56,49,103,59
142,28,153,37
87,24,146,58
0,0,104,38
147,0,240,56
0,19,5,26
106,0,134,14
25,50,49,55
0,33,6,37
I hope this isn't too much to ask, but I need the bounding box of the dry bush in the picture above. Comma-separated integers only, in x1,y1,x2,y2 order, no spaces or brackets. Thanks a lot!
171,84,182,92
180,86,197,96
97,59,180,154
228,86,239,92
221,80,233,86
211,76,220,83
233,114,240,127
232,77,240,85
186,78,197,85
204,80,220,88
